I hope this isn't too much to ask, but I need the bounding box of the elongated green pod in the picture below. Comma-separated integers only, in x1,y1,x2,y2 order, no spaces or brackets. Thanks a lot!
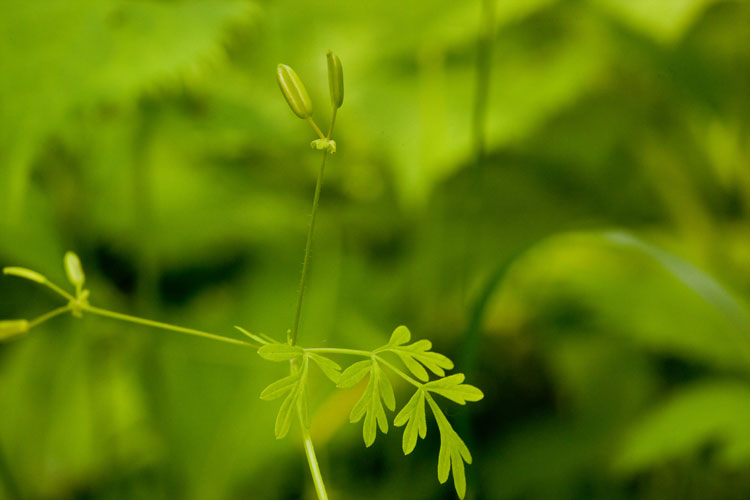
3,266,47,284
326,50,344,109
276,64,313,119
64,251,85,290
0,319,29,341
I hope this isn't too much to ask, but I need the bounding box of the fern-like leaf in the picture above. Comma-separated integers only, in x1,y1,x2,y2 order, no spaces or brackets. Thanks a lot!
384,326,454,381
424,374,484,405
308,352,342,384
393,389,427,454
340,359,396,447
259,355,308,439
426,395,473,499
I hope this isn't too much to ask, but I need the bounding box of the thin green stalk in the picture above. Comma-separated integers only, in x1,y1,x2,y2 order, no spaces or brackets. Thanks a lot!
307,118,326,140
291,111,338,347
298,409,329,500
374,355,424,389
327,109,337,139
41,281,76,302
82,305,256,348
304,347,371,357
291,151,328,346
28,305,72,329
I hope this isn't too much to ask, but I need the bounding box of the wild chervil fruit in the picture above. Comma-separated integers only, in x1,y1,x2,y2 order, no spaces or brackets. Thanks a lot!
276,64,313,119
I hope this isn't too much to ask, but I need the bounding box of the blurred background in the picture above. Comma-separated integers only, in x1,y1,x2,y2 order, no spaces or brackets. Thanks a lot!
1,0,750,499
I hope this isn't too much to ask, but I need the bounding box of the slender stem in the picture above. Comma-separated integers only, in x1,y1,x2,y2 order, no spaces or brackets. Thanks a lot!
42,280,76,302
291,151,328,346
307,118,326,140
304,347,371,357
374,355,423,389
28,305,72,329
291,111,338,347
298,409,329,500
327,109,337,139
82,305,256,348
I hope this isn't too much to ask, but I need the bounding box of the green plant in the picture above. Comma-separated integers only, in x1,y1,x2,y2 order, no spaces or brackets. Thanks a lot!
1,51,483,500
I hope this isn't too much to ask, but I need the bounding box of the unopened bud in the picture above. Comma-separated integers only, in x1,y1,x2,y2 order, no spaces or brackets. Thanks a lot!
326,50,344,109
0,319,29,341
3,267,47,284
64,251,85,290
277,64,313,119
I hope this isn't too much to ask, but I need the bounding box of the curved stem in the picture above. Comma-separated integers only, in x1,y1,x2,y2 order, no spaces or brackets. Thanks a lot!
82,305,257,348
291,151,328,346
28,305,72,329
298,409,329,500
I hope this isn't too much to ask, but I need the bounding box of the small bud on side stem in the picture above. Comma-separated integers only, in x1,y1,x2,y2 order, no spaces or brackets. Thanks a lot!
3,267,47,284
326,50,344,110
64,251,85,292
0,319,29,341
277,64,314,119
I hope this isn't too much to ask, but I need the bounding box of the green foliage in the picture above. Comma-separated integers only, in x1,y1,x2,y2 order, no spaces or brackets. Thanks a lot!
260,356,310,439
2,0,750,498
257,325,484,498
615,380,750,472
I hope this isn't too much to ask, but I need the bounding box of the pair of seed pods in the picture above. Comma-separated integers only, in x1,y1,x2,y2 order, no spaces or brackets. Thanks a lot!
277,50,343,119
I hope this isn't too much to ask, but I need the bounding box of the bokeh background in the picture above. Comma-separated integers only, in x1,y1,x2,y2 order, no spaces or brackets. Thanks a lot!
2,0,750,499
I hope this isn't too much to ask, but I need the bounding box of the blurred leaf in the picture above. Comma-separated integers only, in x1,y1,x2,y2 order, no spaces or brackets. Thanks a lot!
0,0,253,219
490,231,750,371
615,380,750,472
594,0,723,43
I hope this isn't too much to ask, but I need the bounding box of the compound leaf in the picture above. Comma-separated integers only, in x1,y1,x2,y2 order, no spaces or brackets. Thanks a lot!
275,387,299,439
337,359,373,388
347,360,395,447
387,335,455,381
388,325,411,346
308,352,342,384
260,357,309,439
425,374,484,405
260,372,300,401
394,389,428,455
427,395,473,499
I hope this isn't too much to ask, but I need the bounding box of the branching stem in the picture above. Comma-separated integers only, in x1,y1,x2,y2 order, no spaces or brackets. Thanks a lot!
82,305,256,348
28,305,73,329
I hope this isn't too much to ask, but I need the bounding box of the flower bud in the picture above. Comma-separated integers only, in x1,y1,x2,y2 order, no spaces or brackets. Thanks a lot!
326,50,344,109
0,319,29,341
3,266,47,284
276,64,313,119
64,251,85,290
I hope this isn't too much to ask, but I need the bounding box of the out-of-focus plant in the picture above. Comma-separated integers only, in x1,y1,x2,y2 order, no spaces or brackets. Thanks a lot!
1,51,483,500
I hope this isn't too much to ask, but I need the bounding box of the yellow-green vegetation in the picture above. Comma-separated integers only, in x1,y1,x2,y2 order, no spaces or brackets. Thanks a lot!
2,1,750,499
